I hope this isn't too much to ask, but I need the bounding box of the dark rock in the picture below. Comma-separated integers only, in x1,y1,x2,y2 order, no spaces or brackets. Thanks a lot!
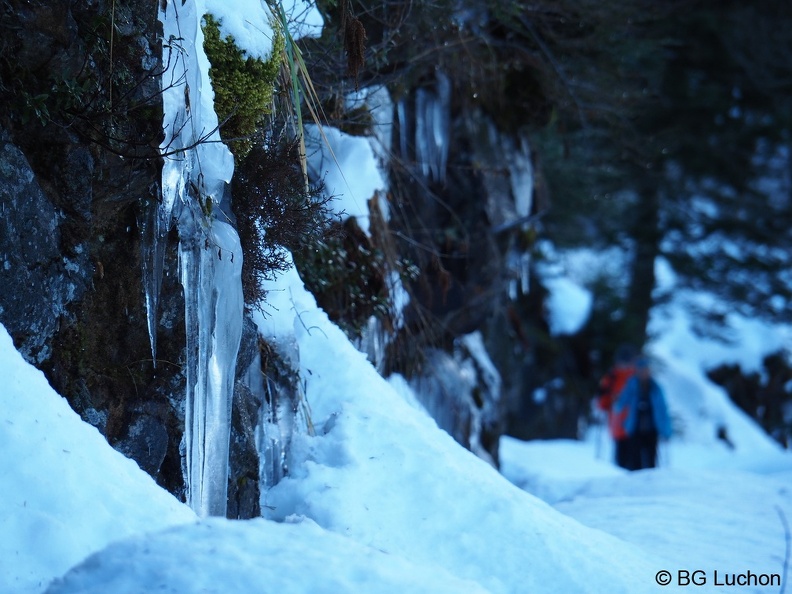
114,411,170,478
0,129,89,363
9,1,80,73
227,315,264,519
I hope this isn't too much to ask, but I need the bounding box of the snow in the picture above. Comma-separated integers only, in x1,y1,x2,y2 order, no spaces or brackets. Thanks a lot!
6,244,792,592
651,286,792,374
500,437,626,503
346,85,393,174
279,0,324,40
543,275,594,336
5,305,660,594
47,517,489,594
203,0,277,61
535,243,600,335
501,438,792,591
306,124,387,235
0,326,196,594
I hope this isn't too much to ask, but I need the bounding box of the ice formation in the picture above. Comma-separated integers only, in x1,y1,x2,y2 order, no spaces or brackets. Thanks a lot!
398,73,452,185
153,0,246,516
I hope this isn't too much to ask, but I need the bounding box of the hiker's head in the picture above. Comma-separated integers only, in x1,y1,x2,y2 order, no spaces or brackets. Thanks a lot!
635,357,651,379
615,344,636,366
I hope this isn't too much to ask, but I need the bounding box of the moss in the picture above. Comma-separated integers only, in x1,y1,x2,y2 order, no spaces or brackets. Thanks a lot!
202,13,284,162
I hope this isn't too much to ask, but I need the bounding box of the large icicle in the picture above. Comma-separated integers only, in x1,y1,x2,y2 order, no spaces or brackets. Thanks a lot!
157,0,242,517
180,216,243,517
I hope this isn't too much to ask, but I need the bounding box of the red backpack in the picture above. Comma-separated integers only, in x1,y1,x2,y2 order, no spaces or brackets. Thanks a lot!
597,366,634,440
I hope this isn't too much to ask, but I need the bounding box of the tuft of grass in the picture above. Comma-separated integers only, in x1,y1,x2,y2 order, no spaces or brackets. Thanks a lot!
272,1,354,191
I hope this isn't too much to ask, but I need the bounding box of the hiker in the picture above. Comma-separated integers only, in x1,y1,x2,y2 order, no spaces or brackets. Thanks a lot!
596,345,636,469
614,357,672,470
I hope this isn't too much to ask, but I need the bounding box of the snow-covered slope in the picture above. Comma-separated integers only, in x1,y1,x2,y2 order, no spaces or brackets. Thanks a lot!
46,517,491,594
15,262,671,593
5,0,790,586
252,274,661,594
0,326,196,594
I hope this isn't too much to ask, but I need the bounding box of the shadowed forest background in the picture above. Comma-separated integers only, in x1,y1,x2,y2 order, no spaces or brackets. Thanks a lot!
290,0,792,445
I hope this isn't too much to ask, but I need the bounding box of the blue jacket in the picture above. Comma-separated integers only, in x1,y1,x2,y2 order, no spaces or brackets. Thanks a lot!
614,376,672,438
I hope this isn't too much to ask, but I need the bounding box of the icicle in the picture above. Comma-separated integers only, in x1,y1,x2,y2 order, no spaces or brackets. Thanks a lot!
158,0,241,517
506,134,534,220
520,251,531,295
256,337,303,514
432,72,451,185
409,334,501,466
397,99,409,163
413,73,451,184
180,216,243,518
506,249,521,301
355,316,387,372
415,88,431,180
139,200,172,368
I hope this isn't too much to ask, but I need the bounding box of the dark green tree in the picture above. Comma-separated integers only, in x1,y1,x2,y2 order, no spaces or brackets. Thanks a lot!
532,0,792,346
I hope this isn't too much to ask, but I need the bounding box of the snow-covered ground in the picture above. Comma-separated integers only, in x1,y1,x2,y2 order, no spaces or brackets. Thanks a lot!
3,252,791,593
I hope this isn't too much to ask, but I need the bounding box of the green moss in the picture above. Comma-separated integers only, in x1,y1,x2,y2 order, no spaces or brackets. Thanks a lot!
202,13,284,161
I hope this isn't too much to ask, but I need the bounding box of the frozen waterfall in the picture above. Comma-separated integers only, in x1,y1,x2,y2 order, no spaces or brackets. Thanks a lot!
154,0,243,517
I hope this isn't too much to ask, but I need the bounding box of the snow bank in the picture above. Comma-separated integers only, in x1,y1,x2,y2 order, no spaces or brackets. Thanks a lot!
306,125,386,235
45,517,488,594
253,265,665,593
0,325,196,594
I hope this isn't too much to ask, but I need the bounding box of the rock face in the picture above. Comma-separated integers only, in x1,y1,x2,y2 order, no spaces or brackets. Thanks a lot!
0,130,90,364
0,0,263,516
375,84,546,463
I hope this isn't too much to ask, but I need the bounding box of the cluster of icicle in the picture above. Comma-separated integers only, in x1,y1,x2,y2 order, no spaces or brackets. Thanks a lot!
394,71,534,298
142,0,243,518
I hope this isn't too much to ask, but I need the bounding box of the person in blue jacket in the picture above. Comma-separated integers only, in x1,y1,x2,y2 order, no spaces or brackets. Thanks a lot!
613,356,672,470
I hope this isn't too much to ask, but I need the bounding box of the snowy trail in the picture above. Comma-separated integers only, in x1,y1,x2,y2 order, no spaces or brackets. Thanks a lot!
501,436,792,594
